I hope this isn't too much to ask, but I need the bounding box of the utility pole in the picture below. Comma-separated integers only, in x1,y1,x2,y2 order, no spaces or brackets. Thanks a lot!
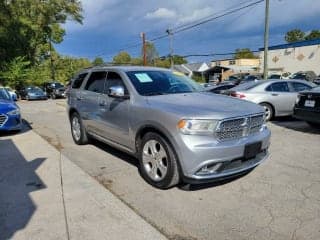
166,29,174,69
141,32,147,66
263,0,270,80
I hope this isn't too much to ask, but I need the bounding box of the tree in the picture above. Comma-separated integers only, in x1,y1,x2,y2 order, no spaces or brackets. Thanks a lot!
144,42,159,64
92,57,104,66
0,56,30,88
234,48,257,59
113,51,131,64
305,30,320,41
0,0,83,67
284,29,305,43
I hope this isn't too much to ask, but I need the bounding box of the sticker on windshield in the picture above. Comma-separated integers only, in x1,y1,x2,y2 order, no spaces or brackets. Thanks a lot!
173,71,184,76
135,73,153,83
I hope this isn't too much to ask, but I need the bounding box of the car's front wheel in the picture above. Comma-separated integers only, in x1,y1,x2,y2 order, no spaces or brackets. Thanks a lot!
139,132,180,189
70,112,89,145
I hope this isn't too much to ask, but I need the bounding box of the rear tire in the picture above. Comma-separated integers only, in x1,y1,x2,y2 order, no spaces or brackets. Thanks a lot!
70,112,89,145
139,132,180,189
260,103,274,121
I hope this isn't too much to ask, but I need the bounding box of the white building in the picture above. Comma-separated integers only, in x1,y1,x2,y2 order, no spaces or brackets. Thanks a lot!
259,39,320,75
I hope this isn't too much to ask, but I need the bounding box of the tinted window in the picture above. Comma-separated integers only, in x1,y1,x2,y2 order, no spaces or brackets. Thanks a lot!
126,71,203,96
266,82,289,92
106,72,127,94
291,82,312,92
0,88,11,100
72,73,88,89
85,71,106,93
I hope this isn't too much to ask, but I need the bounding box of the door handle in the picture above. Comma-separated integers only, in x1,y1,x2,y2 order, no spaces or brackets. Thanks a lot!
272,93,279,96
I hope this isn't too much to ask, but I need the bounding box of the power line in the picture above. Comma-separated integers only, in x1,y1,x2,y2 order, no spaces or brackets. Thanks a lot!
91,0,264,58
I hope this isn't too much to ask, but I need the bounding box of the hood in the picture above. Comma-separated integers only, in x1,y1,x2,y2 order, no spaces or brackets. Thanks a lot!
0,99,18,113
146,92,264,119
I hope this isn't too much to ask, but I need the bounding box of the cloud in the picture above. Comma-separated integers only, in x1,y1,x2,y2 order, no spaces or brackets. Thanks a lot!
145,8,177,20
177,7,214,24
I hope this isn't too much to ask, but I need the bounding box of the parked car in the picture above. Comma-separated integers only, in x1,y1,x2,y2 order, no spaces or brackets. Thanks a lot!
226,79,316,121
0,86,22,131
313,75,320,85
67,66,270,189
19,86,47,100
206,83,236,94
43,82,66,99
268,72,291,79
293,86,320,129
4,87,17,101
290,71,317,82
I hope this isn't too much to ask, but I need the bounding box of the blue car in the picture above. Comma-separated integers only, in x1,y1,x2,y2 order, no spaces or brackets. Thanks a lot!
0,86,22,131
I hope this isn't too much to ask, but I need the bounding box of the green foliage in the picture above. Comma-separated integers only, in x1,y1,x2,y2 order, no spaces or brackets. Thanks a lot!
0,0,83,67
0,56,30,88
92,57,104,66
234,48,257,59
305,30,320,41
144,42,159,64
285,29,305,43
191,74,205,83
113,51,131,64
284,29,320,43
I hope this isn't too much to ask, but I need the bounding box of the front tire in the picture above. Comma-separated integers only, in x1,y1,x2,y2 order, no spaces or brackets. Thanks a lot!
139,132,180,189
70,112,89,145
260,103,274,121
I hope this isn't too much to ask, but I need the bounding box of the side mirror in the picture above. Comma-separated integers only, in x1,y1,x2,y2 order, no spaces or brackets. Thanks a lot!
108,86,129,99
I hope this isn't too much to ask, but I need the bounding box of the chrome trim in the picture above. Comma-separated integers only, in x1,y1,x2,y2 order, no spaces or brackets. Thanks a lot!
0,114,8,127
186,150,269,180
215,113,265,141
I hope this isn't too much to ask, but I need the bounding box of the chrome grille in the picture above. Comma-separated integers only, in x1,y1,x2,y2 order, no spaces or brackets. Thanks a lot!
216,114,264,141
0,114,8,127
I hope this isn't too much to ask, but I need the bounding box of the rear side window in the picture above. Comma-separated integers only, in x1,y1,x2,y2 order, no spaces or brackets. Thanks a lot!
72,73,88,89
266,82,290,92
85,71,107,93
291,82,312,92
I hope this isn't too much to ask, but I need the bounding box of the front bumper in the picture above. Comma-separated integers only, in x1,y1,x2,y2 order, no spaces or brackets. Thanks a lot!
0,114,22,131
174,127,271,183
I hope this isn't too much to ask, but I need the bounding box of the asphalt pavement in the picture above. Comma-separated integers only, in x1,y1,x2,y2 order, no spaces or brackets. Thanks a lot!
4,99,320,240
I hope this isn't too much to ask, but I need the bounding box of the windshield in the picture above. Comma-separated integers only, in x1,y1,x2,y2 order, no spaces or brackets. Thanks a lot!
52,82,64,88
0,87,11,100
27,87,43,93
126,70,204,96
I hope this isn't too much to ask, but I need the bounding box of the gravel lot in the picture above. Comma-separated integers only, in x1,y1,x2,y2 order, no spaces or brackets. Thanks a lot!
18,99,320,240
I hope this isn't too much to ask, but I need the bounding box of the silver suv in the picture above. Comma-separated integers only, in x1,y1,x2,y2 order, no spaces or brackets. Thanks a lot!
67,66,270,189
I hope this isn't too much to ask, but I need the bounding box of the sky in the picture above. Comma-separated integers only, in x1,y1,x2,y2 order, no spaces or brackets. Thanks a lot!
55,0,320,63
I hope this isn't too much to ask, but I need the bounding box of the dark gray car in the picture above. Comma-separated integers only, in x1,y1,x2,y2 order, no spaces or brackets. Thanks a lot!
67,66,271,189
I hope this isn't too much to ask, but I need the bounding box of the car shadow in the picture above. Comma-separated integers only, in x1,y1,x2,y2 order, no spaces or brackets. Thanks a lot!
271,116,320,134
0,119,32,138
178,169,253,191
90,138,138,168
0,139,46,240
90,138,255,191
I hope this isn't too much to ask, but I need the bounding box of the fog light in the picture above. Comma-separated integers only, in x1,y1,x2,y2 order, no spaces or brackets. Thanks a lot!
197,163,222,175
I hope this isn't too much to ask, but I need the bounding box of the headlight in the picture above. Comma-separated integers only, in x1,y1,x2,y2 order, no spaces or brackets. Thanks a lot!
7,109,20,115
178,119,219,135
